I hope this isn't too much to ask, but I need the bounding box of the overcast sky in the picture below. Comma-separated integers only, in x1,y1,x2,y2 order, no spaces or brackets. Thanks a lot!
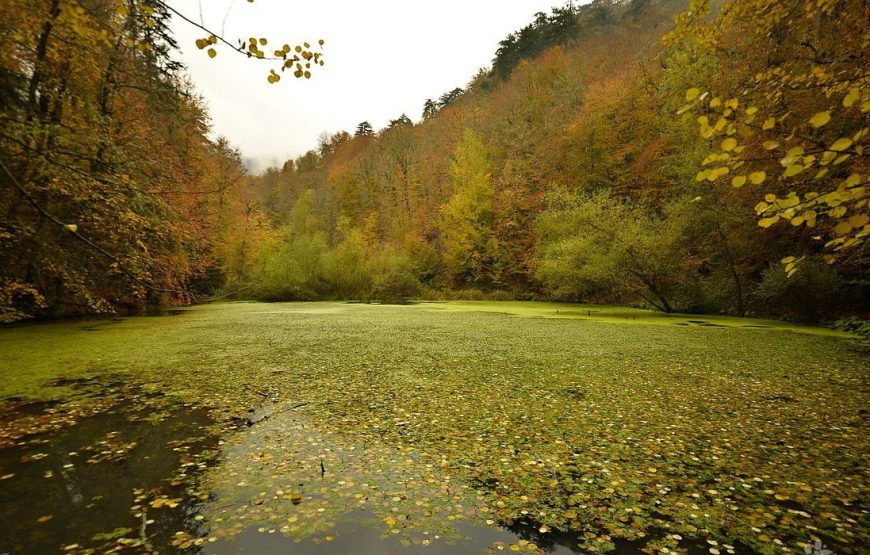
169,0,563,172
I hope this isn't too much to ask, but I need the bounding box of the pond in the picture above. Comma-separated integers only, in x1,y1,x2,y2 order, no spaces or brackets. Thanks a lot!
0,302,866,553
0,377,597,554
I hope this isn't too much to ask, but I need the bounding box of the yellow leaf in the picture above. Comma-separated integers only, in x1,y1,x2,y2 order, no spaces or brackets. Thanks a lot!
731,175,746,188
759,216,780,228
685,88,701,101
65,224,78,233
207,48,216,59
834,221,852,235
843,88,859,108
809,111,831,128
783,164,804,177
764,193,776,202
749,171,766,185
762,140,779,150
762,117,775,130
721,137,737,151
849,213,869,228
709,97,721,108
830,138,852,152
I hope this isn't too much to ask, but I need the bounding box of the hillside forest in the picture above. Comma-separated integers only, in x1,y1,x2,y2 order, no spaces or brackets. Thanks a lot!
1,0,868,323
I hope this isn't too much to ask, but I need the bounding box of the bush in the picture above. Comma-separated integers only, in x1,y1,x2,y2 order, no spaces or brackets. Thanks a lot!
368,249,421,304
254,233,330,301
753,258,844,322
830,317,870,339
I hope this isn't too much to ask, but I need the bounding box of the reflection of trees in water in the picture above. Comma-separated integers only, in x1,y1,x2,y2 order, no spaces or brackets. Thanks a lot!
0,381,217,553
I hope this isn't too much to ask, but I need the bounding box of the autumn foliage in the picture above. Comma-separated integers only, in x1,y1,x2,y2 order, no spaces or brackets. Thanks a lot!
1,0,866,322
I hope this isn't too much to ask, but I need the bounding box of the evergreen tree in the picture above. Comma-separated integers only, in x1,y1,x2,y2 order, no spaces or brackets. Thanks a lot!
387,113,412,130
355,121,374,137
422,99,438,121
437,88,464,108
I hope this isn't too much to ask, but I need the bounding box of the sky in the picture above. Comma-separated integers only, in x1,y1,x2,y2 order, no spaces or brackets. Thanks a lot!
169,0,562,172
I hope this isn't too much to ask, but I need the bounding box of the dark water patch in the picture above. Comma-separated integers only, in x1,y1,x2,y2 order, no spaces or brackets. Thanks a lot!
0,384,219,554
507,517,588,553
203,512,578,554
687,320,726,327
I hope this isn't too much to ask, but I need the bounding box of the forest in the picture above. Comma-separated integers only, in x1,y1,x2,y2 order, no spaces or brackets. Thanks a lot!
1,0,867,324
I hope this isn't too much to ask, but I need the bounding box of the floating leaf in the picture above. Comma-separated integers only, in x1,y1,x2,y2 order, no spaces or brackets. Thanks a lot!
829,138,852,152
749,171,766,185
809,111,831,128
843,88,859,108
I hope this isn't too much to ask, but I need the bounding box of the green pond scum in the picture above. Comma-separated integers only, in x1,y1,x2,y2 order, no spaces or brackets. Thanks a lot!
0,301,867,554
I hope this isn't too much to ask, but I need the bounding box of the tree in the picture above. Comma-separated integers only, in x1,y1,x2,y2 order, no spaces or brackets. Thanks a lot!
672,0,868,271
422,99,438,121
536,189,693,312
386,113,413,131
438,88,464,108
0,0,236,319
355,121,374,137
437,130,498,285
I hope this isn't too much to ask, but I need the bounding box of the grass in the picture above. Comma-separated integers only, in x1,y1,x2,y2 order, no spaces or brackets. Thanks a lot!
0,301,867,553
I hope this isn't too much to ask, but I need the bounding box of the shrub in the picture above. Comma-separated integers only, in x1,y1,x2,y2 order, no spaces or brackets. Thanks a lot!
753,258,844,322
368,249,421,304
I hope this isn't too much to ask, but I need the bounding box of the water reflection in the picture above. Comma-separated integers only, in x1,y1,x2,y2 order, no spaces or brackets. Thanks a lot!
0,384,216,553
204,515,578,554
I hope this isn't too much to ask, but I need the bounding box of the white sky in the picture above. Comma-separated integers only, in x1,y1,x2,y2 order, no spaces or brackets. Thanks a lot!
170,0,563,172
